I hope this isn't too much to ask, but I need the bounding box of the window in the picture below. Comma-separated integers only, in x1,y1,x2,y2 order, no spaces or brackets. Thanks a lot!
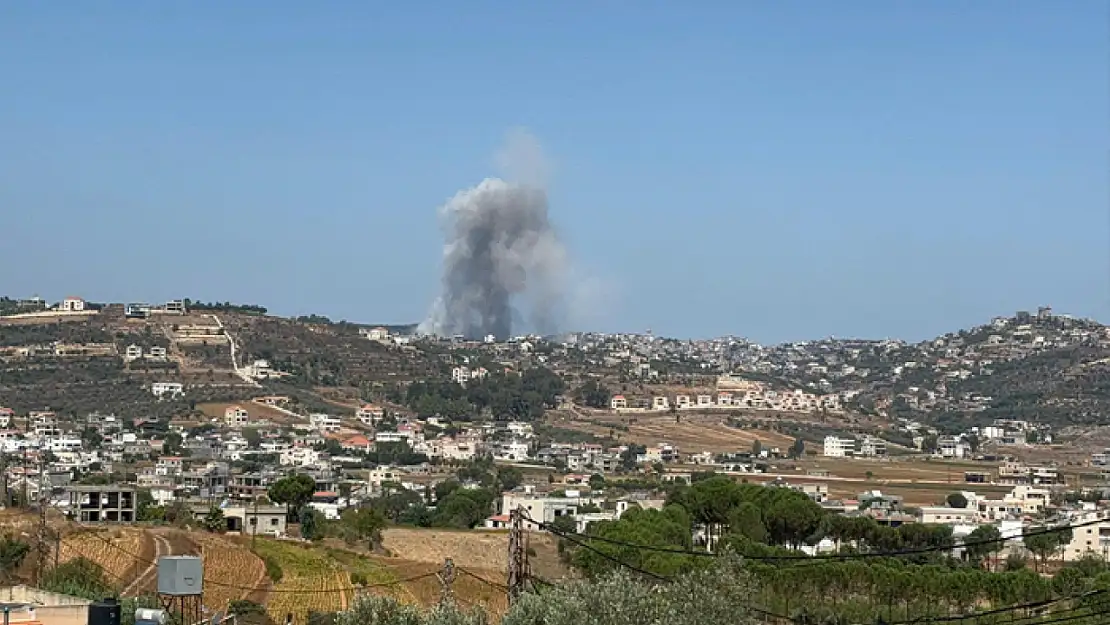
249,518,257,526
270,518,279,526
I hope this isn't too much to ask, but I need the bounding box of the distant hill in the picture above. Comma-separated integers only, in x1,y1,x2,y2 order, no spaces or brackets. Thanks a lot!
0,301,438,417
2,297,1108,430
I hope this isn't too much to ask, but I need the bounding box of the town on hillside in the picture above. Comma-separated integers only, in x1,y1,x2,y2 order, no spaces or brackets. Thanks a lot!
2,295,1110,624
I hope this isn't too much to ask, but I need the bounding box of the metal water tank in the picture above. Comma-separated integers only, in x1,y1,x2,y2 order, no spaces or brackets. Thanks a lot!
135,608,168,625
157,555,204,596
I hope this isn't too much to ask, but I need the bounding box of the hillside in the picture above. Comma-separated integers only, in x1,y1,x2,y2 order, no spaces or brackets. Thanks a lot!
2,299,1109,431
0,304,437,417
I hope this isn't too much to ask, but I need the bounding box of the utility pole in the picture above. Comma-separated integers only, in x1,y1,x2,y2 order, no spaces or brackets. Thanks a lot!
20,448,27,510
507,506,526,602
35,452,50,585
0,451,7,509
251,497,259,550
436,558,456,606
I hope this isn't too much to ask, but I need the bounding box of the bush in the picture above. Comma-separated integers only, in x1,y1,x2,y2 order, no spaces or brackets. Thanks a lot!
261,554,284,583
334,556,760,625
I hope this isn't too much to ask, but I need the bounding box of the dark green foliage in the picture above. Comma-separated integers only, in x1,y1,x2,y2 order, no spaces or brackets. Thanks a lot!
574,379,612,409
300,507,326,541
0,535,31,582
396,367,565,420
268,473,317,518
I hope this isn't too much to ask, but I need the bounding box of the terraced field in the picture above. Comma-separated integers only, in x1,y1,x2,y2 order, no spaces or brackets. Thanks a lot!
58,528,153,588
193,533,270,611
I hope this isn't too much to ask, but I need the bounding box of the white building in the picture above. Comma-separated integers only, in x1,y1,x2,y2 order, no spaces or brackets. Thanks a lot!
280,447,322,467
151,382,184,399
60,296,86,312
917,506,978,525
224,406,250,428
937,436,970,459
356,404,384,426
361,327,390,342
823,435,856,458
124,345,143,361
451,366,489,385
859,436,887,458
1061,512,1110,562
375,430,416,445
310,414,341,433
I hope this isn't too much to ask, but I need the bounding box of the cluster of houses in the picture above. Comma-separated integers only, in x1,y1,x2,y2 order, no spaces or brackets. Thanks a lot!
608,375,846,414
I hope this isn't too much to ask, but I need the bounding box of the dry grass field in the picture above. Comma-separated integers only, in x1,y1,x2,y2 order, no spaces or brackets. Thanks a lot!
58,527,154,587
381,526,568,582
198,401,297,424
550,412,795,453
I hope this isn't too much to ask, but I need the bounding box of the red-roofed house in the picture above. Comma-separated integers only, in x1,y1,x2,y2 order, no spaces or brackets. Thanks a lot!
610,395,628,410
341,435,372,453
483,514,511,530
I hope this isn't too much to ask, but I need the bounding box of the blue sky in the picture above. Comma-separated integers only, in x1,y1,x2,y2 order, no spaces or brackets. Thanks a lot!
1,2,1106,343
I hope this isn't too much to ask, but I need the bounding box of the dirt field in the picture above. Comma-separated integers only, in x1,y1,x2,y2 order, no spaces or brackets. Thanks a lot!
198,401,301,424
381,526,568,582
549,412,795,453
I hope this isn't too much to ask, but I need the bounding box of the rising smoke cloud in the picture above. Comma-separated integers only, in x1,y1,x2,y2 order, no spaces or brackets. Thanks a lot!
418,130,569,340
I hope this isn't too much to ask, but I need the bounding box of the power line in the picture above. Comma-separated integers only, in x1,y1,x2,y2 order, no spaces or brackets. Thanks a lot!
535,517,798,623
529,514,1105,562
888,589,1108,625
455,567,509,592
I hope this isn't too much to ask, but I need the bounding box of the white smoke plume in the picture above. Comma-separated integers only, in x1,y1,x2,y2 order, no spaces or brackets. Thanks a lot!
418,130,570,340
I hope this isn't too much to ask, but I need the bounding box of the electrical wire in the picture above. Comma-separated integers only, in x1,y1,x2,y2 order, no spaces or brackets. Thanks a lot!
455,566,509,592
888,589,1108,624
1003,606,1110,625
528,514,1105,562
535,517,799,623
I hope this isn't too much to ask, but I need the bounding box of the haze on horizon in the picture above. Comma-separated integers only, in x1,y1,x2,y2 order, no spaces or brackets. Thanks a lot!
1,3,1106,345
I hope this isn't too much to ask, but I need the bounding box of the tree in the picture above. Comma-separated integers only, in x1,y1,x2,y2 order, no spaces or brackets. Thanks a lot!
202,506,226,533
242,428,262,449
163,431,184,455
80,427,102,450
588,474,605,490
496,467,524,492
966,433,980,453
269,473,316,519
620,445,646,471
751,439,762,457
946,492,969,509
728,502,767,544
574,379,612,409
570,506,697,578
762,491,823,548
789,438,805,459
965,524,1003,568
300,507,326,541
136,489,161,522
1024,526,1069,572
432,494,482,529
